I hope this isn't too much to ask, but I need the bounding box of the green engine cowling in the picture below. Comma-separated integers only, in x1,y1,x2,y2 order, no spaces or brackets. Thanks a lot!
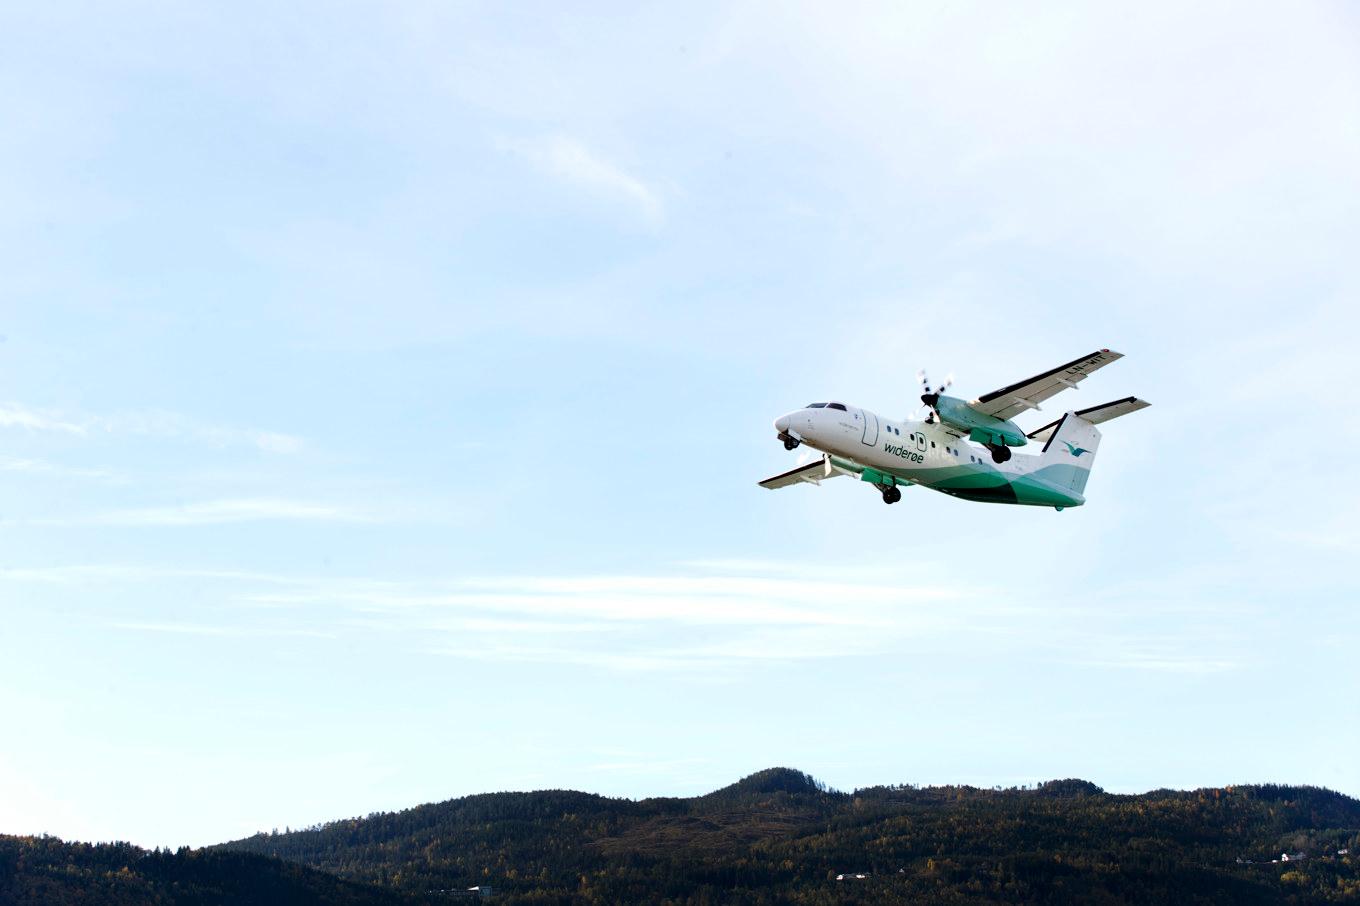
932,396,1027,448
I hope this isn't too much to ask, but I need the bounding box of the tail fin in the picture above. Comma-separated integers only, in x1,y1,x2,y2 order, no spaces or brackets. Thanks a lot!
1038,413,1102,496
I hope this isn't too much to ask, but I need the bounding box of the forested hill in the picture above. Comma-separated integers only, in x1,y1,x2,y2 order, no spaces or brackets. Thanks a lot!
218,767,1360,904
0,835,416,905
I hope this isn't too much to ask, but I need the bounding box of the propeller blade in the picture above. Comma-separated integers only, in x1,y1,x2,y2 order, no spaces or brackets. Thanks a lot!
918,366,955,423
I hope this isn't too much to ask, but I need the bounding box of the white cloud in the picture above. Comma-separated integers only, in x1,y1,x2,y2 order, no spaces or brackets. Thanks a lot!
1075,650,1238,674
244,572,964,628
0,403,85,434
0,456,114,479
504,134,663,224
424,623,887,672
0,402,304,453
0,558,1264,678
36,498,372,527
0,564,305,584
218,567,1268,678
252,432,305,454
87,410,306,454
233,569,980,672
110,621,336,639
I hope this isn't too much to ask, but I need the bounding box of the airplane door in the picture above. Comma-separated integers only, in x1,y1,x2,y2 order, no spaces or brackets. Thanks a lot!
860,409,879,446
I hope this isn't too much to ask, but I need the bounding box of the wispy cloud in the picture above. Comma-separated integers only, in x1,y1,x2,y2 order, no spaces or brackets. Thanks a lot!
1077,654,1238,674
0,402,303,454
504,134,663,224
229,569,977,672
110,621,336,639
243,572,964,628
88,411,306,454
0,403,85,434
0,560,1246,677
34,498,373,527
0,456,115,479
4,558,960,670
0,564,306,585
224,568,1266,677
424,623,893,673
1073,643,1238,674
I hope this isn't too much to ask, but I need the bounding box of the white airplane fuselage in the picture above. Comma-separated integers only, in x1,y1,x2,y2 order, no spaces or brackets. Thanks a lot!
773,403,1088,508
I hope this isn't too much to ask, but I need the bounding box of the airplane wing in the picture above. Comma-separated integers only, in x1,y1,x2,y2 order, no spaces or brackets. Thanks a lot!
759,454,849,489
1027,396,1150,443
970,349,1123,420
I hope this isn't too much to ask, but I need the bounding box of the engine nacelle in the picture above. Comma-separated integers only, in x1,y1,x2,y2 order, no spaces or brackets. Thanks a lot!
930,395,1027,448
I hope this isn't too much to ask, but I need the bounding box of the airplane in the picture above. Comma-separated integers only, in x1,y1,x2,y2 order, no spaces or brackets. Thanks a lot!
761,349,1148,510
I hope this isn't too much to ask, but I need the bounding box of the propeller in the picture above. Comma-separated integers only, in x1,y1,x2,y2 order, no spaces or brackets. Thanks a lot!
917,370,953,422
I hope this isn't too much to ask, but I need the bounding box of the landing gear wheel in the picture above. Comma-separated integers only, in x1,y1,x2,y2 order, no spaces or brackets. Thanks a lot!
881,486,902,505
990,445,1011,463
783,438,800,451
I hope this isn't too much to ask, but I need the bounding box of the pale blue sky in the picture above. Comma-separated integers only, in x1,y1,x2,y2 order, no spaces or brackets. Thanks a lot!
1,1,1357,848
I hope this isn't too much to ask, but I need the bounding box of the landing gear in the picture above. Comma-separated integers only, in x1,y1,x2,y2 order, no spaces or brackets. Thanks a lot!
782,437,800,451
881,486,902,505
989,444,1012,463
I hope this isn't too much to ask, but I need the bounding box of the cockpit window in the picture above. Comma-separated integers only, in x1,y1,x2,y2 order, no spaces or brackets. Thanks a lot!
827,402,847,411
806,402,827,408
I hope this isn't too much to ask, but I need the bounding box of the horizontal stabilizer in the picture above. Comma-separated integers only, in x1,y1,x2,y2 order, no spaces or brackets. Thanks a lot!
759,454,843,489
1027,396,1150,443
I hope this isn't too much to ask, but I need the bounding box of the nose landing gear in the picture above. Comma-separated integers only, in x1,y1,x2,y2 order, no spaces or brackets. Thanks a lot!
779,432,801,451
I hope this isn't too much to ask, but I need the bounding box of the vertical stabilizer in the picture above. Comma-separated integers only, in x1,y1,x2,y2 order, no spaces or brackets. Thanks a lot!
1038,413,1102,496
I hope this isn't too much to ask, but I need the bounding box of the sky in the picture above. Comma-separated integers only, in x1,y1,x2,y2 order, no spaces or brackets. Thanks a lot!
1,1,1358,849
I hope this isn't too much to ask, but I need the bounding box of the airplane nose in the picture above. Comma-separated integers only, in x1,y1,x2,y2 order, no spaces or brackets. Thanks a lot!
774,415,791,433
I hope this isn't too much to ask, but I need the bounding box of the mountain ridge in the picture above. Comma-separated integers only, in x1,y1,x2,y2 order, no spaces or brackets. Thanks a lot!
5,770,1358,904
215,769,1360,904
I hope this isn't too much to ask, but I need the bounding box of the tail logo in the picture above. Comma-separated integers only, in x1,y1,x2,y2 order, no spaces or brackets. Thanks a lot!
1063,441,1090,457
